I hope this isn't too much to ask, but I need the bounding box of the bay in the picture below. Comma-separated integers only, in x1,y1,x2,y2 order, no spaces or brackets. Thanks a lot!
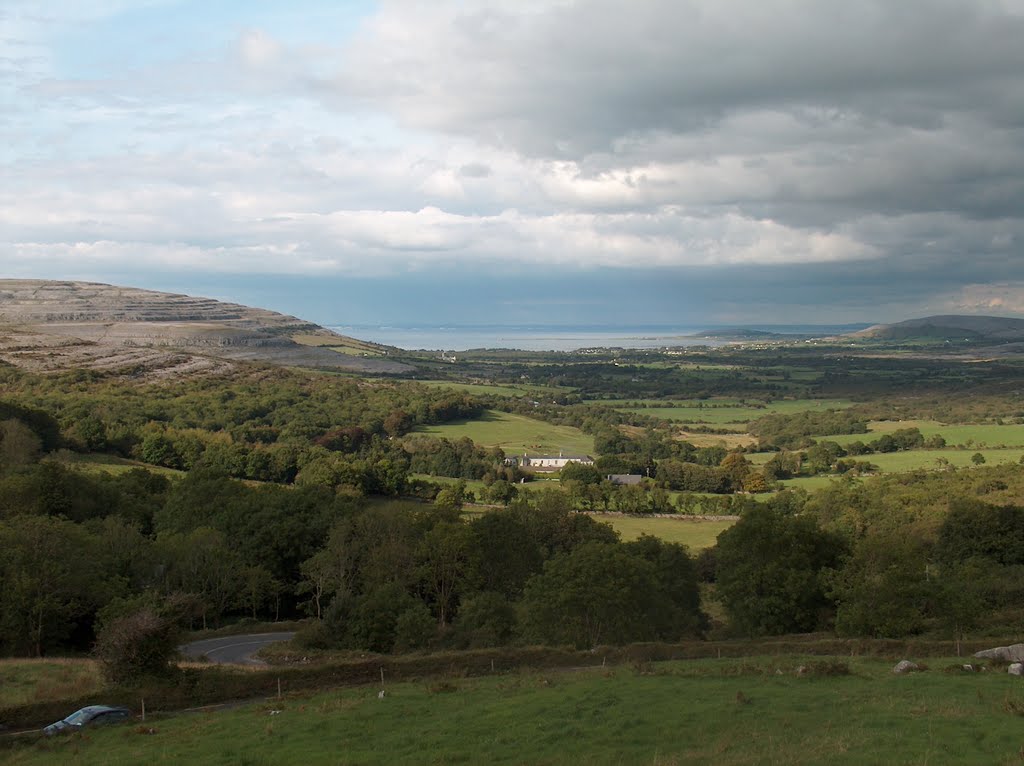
328,324,867,352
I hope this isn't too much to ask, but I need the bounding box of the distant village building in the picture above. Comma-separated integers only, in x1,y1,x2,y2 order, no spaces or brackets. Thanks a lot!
516,453,595,471
606,474,643,485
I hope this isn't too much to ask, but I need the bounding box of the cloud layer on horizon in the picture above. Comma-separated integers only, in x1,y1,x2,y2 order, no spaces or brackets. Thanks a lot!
2,0,1023,323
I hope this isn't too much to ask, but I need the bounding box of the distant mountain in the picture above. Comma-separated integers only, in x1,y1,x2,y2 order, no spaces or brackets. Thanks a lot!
852,315,1024,341
0,279,412,378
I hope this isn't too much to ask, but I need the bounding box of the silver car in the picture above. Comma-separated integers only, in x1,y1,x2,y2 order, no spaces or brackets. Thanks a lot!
43,705,131,735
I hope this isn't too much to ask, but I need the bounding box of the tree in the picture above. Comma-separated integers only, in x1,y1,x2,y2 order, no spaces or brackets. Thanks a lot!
829,531,935,638
484,479,517,505
345,582,420,653
0,419,42,471
719,452,752,491
622,535,707,638
469,512,543,599
156,527,245,629
715,506,846,636
0,515,104,655
452,591,517,648
559,462,603,485
416,521,478,626
935,500,1024,568
971,452,986,465
520,542,662,648
298,519,359,619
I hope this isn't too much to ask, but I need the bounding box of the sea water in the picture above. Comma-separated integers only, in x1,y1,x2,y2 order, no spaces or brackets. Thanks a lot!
327,324,866,352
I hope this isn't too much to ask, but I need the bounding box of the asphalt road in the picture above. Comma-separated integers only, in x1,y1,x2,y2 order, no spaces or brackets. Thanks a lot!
179,632,296,665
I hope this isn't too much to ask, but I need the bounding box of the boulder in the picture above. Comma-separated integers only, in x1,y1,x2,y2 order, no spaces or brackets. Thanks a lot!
893,660,919,674
1009,663,1024,676
974,643,1024,663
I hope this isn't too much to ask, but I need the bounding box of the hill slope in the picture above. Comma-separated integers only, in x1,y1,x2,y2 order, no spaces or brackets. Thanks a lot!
853,315,1024,341
0,279,412,377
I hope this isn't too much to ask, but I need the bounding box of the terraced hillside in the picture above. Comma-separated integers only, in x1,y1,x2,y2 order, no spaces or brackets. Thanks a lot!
0,280,412,378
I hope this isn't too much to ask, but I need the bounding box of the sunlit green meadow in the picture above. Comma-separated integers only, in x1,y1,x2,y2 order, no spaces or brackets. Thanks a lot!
603,398,855,425
598,515,735,550
824,421,1024,448
414,410,594,456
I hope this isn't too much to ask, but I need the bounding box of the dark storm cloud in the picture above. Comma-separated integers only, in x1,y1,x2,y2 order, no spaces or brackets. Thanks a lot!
325,0,1024,318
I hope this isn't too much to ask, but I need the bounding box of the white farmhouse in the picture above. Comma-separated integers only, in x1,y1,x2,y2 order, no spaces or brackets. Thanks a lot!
519,453,595,471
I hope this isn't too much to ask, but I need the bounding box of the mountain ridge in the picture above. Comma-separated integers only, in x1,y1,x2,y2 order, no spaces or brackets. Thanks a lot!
852,314,1024,341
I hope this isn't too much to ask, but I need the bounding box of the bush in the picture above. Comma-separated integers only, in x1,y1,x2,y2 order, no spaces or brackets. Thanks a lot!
93,608,180,684
393,604,436,653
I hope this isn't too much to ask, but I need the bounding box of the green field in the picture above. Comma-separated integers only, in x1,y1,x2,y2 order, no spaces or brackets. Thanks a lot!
867,448,1024,472
7,658,1024,765
778,475,845,491
752,447,1023,478
824,421,1024,448
49,452,183,478
417,380,575,398
415,410,594,456
598,515,734,550
606,398,855,425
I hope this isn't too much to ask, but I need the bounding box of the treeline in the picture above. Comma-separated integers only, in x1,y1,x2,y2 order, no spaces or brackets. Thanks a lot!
704,464,1024,639
496,362,787,400
0,365,484,468
4,419,1024,656
403,436,522,482
0,450,706,655
749,409,868,449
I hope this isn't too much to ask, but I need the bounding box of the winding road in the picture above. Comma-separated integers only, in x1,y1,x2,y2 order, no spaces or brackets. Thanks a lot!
179,632,296,665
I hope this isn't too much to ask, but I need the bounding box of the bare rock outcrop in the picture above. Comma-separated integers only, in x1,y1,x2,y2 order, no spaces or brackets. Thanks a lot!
0,279,412,378
973,644,1024,663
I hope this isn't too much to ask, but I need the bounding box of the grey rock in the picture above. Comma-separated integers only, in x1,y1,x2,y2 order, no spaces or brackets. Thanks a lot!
893,660,919,673
1009,663,1024,676
973,643,1024,663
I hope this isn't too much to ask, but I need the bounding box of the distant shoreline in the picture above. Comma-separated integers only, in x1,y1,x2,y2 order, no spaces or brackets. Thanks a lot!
328,324,870,352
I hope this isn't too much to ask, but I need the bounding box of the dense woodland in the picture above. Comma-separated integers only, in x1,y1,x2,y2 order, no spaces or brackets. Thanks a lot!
2,341,1024,662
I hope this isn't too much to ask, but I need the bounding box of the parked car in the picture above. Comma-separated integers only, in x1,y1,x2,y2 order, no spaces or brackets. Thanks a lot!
43,705,132,735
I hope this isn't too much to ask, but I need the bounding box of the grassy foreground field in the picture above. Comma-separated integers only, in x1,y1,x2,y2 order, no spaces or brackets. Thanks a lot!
7,657,1024,765
415,410,594,456
0,659,102,708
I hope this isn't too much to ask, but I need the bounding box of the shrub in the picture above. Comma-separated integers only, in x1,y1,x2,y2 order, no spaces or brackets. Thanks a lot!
93,608,179,684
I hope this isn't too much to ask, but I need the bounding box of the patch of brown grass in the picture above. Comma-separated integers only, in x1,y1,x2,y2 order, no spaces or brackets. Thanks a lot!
0,658,103,707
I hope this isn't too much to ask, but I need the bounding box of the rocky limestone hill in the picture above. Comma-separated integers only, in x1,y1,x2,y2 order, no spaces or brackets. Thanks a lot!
0,279,412,378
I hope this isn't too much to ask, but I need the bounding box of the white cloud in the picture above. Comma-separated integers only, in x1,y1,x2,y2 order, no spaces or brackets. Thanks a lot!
950,283,1024,315
2,0,1023,320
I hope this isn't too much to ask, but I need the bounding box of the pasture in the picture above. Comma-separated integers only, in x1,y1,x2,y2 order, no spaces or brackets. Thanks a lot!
866,448,1023,472
414,410,594,456
49,452,183,478
7,657,1024,765
751,447,1023,480
603,398,855,425
597,514,734,550
416,380,575,398
824,421,1024,449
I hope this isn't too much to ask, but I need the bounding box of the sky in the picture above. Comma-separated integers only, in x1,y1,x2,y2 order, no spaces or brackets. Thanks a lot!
3,0,1024,327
